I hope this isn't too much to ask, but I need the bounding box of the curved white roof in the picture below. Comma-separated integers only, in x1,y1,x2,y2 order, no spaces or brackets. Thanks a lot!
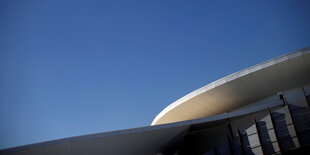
152,47,310,125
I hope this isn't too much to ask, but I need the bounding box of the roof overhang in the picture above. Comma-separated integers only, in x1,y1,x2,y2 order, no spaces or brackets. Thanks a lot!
152,47,310,125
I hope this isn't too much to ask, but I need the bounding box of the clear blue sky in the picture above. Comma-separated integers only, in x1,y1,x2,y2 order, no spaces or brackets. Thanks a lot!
1,0,310,149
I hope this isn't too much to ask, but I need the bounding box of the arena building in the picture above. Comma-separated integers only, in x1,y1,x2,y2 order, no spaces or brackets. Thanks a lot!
1,47,310,155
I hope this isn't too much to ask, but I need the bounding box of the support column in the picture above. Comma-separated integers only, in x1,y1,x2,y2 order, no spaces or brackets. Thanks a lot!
227,121,234,139
254,118,265,155
237,128,246,155
227,134,234,155
302,86,310,108
283,97,301,147
268,107,283,154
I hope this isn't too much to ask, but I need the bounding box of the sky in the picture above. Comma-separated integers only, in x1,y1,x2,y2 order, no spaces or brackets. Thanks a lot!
1,0,310,149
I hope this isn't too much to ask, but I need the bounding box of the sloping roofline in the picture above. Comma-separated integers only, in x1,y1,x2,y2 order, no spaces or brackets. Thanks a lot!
152,47,310,125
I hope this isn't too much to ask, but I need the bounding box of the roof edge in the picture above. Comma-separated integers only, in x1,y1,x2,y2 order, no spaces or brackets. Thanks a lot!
151,47,310,125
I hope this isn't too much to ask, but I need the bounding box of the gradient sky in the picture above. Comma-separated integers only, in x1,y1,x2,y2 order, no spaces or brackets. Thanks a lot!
1,0,310,149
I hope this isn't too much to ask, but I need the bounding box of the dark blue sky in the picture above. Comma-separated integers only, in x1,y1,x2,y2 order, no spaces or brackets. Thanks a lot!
1,0,310,149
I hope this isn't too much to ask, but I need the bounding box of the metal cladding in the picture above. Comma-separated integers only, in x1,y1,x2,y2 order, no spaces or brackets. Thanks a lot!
152,47,310,125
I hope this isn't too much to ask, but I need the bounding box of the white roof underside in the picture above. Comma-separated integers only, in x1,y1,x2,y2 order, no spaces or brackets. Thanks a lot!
152,47,310,125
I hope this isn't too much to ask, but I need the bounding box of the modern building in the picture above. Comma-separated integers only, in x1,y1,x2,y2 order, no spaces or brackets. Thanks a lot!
1,47,310,155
